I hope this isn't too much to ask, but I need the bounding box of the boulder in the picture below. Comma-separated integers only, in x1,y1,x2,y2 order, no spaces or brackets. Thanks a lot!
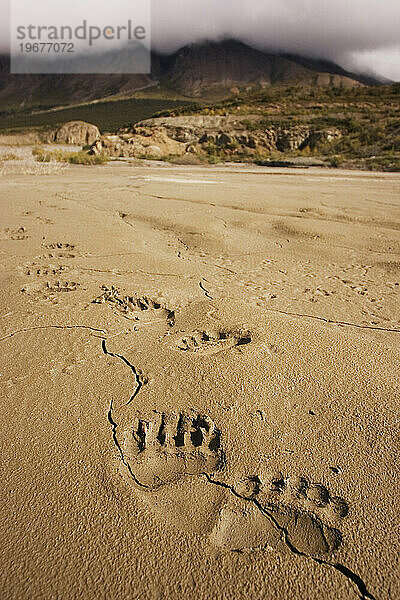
52,121,100,146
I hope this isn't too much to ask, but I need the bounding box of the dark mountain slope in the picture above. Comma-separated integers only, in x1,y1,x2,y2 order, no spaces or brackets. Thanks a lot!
0,40,386,112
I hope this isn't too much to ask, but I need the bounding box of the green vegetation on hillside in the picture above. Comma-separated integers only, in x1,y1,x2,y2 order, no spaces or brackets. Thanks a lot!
0,97,190,133
154,84,400,117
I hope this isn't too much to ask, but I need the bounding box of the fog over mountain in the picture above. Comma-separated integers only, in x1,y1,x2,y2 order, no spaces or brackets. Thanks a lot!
152,0,400,81
1,0,399,80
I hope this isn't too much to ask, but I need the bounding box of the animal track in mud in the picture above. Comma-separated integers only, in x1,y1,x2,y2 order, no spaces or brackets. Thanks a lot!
3,227,29,241
93,285,175,325
44,242,75,250
304,287,337,302
21,211,53,225
44,281,80,293
212,474,349,558
39,252,76,260
171,330,252,355
122,411,224,489
38,243,77,260
21,280,80,295
23,264,69,277
103,341,374,600
273,221,320,241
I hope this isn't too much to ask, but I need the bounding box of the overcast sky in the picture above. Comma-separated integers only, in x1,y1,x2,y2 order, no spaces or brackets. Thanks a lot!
1,0,400,80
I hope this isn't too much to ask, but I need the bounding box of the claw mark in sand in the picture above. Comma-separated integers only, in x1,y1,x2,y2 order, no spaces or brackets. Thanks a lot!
123,411,225,489
102,339,224,490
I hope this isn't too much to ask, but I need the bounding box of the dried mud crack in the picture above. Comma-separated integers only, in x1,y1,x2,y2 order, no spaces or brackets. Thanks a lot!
101,339,149,489
264,308,400,334
0,324,107,342
199,279,213,300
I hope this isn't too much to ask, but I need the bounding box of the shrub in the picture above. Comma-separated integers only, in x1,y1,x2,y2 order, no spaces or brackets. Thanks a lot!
32,147,108,165
0,152,21,161
68,151,108,165
329,155,344,168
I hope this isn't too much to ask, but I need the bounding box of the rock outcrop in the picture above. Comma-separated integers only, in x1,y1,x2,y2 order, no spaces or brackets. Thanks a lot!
51,121,101,146
90,115,341,160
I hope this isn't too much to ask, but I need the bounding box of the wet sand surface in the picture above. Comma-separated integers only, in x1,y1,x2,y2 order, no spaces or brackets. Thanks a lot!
0,163,399,600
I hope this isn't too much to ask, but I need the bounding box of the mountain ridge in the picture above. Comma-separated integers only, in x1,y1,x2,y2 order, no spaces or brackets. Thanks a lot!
0,39,389,113
154,40,384,93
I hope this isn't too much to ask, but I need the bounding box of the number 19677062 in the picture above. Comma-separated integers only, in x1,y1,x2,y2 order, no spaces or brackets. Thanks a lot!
19,42,74,53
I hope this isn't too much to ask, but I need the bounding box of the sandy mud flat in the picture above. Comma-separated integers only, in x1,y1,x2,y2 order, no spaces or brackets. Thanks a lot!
0,162,399,600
